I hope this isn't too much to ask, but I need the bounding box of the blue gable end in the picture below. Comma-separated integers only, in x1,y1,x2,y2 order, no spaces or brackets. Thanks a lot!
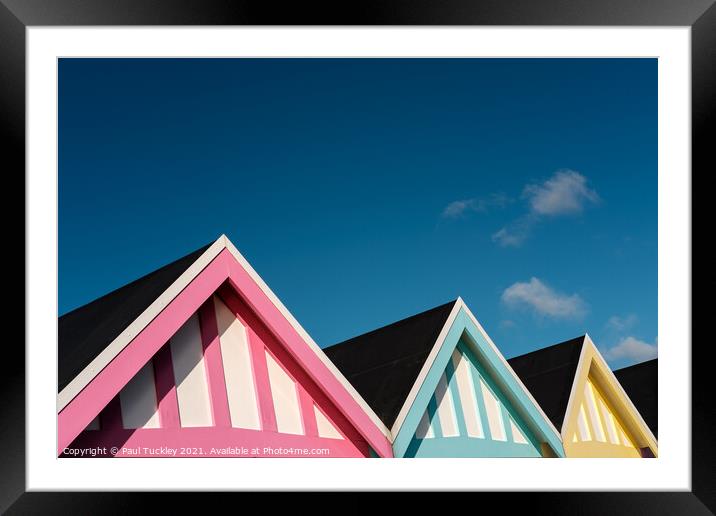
392,303,565,458
405,341,541,457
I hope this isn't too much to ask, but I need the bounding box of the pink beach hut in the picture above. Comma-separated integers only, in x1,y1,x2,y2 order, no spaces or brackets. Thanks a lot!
58,235,392,458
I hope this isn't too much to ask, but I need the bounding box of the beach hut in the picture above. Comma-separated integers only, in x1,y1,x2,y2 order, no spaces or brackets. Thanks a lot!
324,299,564,458
508,336,657,457
58,235,392,458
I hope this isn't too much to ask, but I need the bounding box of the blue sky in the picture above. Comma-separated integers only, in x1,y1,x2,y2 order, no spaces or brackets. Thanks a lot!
59,58,657,368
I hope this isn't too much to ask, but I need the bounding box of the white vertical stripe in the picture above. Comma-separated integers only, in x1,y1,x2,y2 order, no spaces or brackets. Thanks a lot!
314,405,343,439
265,351,303,435
596,389,636,449
214,297,261,430
119,362,160,429
451,349,484,438
170,313,213,427
510,418,528,444
599,395,620,445
415,409,434,439
577,403,592,441
584,380,606,442
480,379,506,441
435,373,459,437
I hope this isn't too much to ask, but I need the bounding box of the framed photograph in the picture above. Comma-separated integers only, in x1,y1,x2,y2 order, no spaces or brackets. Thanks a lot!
6,0,711,511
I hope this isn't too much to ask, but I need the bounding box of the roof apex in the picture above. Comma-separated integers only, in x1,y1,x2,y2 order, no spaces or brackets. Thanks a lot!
324,299,459,427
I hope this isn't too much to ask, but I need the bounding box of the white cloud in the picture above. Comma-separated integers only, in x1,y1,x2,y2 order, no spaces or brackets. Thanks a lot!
501,277,587,319
492,227,526,247
605,314,639,332
488,170,599,248
603,336,657,362
523,169,599,216
491,215,534,247
443,199,480,218
442,193,510,219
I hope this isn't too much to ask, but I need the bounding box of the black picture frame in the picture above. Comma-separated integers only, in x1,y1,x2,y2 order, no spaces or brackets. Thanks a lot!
4,0,711,511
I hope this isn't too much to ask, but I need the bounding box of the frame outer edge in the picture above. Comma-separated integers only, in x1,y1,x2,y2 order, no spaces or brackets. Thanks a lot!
1,1,26,513
692,1,716,513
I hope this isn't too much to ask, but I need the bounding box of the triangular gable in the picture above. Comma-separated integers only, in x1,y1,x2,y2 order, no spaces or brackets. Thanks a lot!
58,236,392,457
561,336,657,457
389,299,564,457
406,344,542,457
66,294,362,456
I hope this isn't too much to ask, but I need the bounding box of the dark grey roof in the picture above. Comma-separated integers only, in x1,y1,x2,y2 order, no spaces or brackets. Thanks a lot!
58,243,212,392
614,359,658,437
507,336,586,431
323,300,458,428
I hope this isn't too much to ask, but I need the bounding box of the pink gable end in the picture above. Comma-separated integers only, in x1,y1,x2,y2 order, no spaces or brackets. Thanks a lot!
60,248,390,458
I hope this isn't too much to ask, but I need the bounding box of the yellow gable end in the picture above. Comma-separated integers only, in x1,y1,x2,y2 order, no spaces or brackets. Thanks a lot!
562,336,657,458
565,376,642,458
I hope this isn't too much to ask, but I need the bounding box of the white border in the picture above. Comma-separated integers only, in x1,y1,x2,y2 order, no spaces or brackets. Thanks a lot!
27,27,690,491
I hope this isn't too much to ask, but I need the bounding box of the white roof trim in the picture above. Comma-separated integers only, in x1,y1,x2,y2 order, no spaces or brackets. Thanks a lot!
560,336,590,435
583,334,658,446
57,236,226,411
389,298,562,443
389,299,463,436
459,300,562,441
57,235,392,439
